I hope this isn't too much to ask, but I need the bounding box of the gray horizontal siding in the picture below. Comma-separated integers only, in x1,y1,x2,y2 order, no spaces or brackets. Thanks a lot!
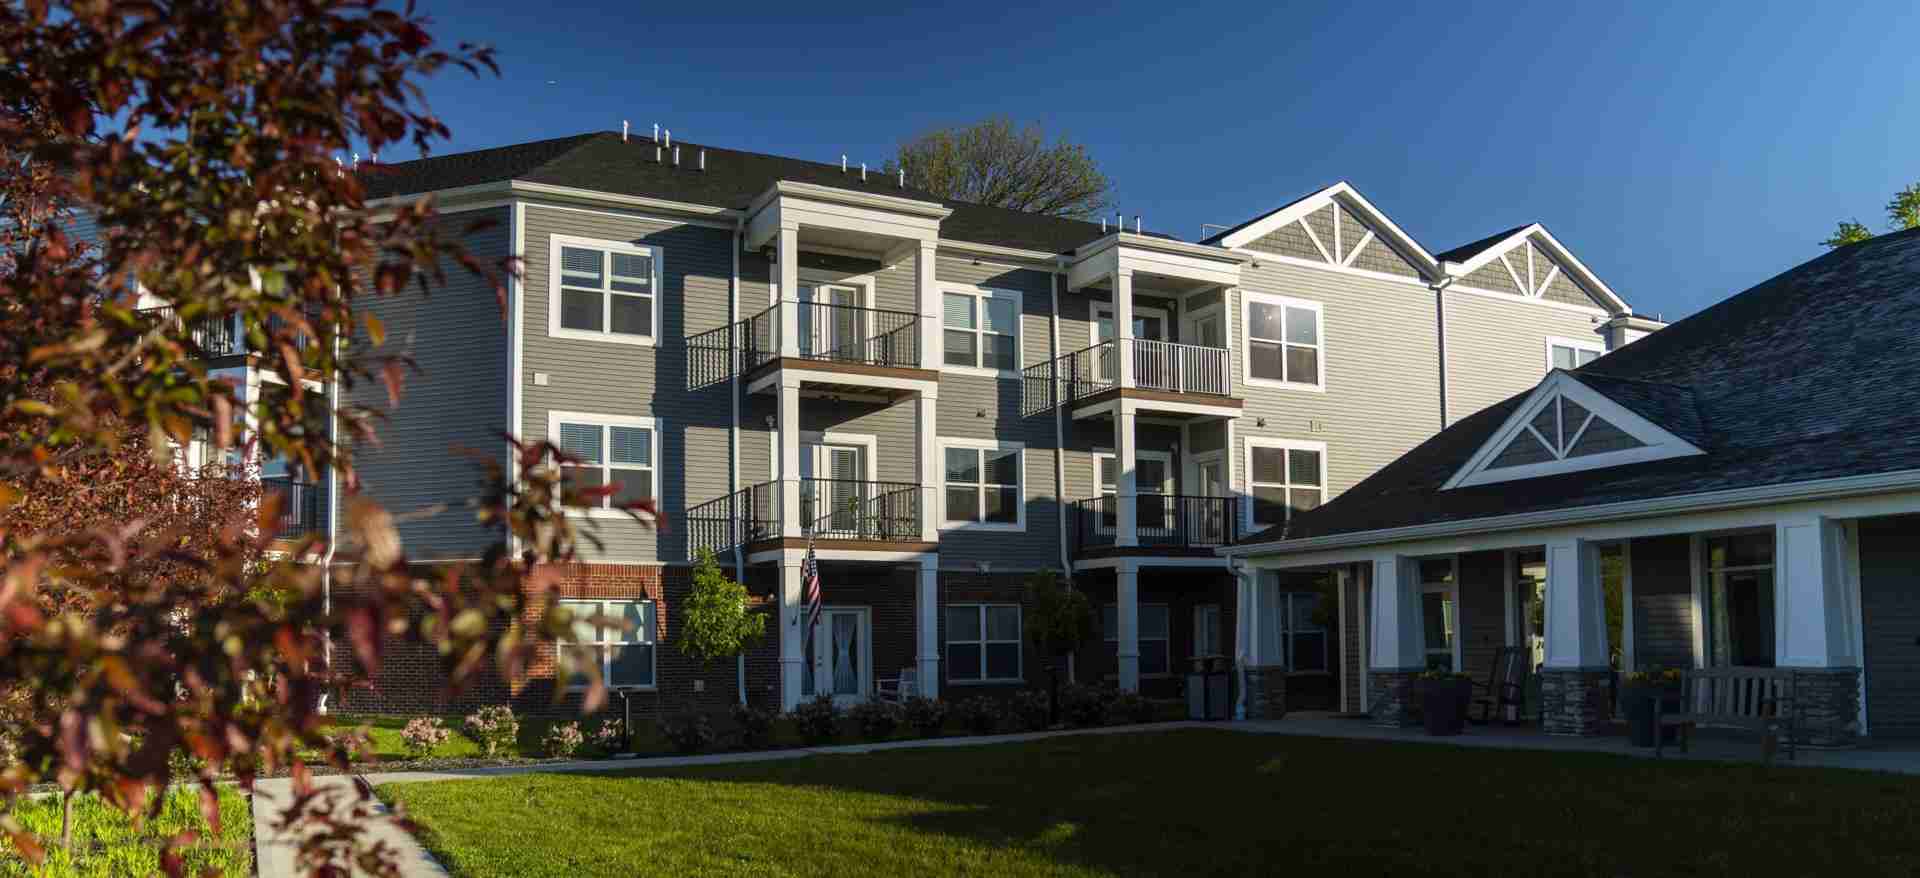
348,207,510,559
1443,289,1606,422
1630,535,1694,672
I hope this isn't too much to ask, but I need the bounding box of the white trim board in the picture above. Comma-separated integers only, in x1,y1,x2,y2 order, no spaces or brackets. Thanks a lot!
1442,371,1705,490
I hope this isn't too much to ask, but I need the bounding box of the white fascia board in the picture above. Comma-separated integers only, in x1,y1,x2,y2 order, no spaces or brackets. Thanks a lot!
748,180,952,221
1215,182,1441,277
1442,224,1630,315
1066,245,1120,292
1439,372,1704,490
935,238,1066,267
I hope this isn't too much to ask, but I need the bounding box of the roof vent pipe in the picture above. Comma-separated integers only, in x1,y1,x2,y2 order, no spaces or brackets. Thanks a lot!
860,162,867,181
664,129,671,149
1134,215,1141,234
653,123,659,143
673,146,681,166
841,155,847,173
1101,217,1107,233
699,149,707,171
898,167,905,187
655,145,662,163
622,120,628,142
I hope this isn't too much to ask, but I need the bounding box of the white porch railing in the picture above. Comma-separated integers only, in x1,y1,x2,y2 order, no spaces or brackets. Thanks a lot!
1132,339,1230,396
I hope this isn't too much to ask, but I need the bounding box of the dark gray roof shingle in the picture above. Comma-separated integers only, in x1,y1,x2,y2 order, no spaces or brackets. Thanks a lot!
1433,224,1531,264
1244,228,1920,546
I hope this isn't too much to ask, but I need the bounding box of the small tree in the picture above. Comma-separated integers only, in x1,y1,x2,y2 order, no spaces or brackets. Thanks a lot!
888,117,1112,219
1026,569,1092,727
677,549,767,702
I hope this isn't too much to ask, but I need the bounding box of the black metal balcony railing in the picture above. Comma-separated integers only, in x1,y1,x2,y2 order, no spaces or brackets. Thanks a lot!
1074,494,1239,552
687,479,923,555
139,306,314,360
685,302,921,390
263,476,323,538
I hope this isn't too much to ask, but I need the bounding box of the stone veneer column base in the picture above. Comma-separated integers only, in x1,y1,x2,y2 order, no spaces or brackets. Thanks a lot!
1243,666,1288,720
1791,667,1861,748
1539,668,1612,735
1368,670,1422,727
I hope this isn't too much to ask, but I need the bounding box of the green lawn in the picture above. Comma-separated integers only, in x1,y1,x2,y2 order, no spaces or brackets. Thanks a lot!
379,729,1920,876
0,785,251,877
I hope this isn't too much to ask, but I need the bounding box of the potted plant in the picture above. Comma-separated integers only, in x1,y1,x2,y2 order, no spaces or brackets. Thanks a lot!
1623,667,1685,747
1418,669,1473,736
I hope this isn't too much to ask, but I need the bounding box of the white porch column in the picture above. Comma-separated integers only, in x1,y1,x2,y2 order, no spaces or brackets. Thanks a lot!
1114,401,1138,546
1233,564,1256,719
1543,538,1609,670
1367,554,1424,726
916,241,940,369
1113,269,1135,389
1117,559,1140,692
777,225,800,358
778,551,806,710
915,554,941,700
1776,515,1860,668
916,389,939,542
777,377,802,538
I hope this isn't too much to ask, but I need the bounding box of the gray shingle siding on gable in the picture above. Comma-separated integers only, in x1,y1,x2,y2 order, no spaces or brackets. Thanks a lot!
1463,258,1523,295
1350,236,1423,278
1303,205,1336,258
348,207,510,559
1245,222,1324,262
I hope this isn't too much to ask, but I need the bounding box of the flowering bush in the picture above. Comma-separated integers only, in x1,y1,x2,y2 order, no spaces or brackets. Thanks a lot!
953,697,1002,735
400,717,452,759
1417,669,1473,682
1627,667,1685,686
789,696,841,745
902,696,948,737
1009,689,1052,731
592,718,626,754
324,727,374,765
464,705,521,758
542,721,585,758
1109,691,1157,725
658,713,716,754
848,699,904,741
731,702,777,749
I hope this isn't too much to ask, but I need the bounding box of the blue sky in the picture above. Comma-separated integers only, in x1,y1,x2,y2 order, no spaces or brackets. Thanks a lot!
408,0,1920,321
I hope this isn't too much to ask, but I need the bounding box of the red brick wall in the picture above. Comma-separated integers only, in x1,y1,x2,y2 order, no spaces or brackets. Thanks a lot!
1067,569,1236,701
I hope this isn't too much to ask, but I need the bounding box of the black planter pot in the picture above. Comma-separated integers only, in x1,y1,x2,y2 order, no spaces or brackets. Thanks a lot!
1421,679,1472,736
1625,685,1682,747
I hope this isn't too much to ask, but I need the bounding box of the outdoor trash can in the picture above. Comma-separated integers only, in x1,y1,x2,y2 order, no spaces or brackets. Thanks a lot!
1186,659,1230,720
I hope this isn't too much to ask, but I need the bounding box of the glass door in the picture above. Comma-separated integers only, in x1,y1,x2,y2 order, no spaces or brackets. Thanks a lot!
1093,303,1167,382
797,283,862,361
1097,451,1172,535
808,608,869,706
1193,456,1226,543
800,443,865,535
1420,558,1458,671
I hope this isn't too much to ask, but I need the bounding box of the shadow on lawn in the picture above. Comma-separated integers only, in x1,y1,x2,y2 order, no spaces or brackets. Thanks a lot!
521,728,1920,876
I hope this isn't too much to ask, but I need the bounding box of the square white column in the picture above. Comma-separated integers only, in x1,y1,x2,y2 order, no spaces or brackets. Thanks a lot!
777,225,800,358
1117,560,1140,691
916,389,939,542
779,552,806,710
1115,403,1138,547
1544,538,1610,669
1233,564,1257,718
1368,554,1427,671
915,554,941,700
1776,515,1860,668
916,241,940,370
777,378,802,538
1114,269,1135,389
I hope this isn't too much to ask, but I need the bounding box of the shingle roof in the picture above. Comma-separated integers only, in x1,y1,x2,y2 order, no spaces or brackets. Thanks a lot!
360,131,1120,254
1433,224,1532,264
1241,227,1920,547
1194,184,1339,246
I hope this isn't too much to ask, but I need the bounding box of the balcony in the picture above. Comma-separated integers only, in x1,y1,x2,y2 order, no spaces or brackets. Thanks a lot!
1073,494,1239,558
139,306,315,367
687,301,932,399
263,476,323,539
1023,338,1238,418
688,478,931,558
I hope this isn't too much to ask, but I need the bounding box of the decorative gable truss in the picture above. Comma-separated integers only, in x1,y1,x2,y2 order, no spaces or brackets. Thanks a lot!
1444,225,1629,314
1216,182,1439,280
1442,372,1705,489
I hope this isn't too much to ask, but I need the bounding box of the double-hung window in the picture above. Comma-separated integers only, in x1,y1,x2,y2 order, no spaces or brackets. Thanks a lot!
551,235,660,344
946,604,1022,682
1247,439,1325,531
551,412,658,513
1547,337,1603,371
559,598,656,688
942,288,1020,374
941,440,1023,529
1104,603,1170,676
1244,292,1322,388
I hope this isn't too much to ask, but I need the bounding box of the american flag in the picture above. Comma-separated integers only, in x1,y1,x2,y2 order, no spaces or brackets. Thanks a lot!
802,531,822,634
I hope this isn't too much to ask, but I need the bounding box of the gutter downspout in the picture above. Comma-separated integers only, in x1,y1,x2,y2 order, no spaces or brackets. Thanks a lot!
731,221,747,705
319,330,342,715
1228,555,1249,719
1051,270,1070,578
1432,275,1454,429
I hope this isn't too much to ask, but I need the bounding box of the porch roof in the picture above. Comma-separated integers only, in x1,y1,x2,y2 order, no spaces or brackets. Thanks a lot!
1233,227,1920,552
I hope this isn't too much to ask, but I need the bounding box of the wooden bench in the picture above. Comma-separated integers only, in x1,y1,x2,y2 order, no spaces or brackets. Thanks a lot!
1655,667,1799,763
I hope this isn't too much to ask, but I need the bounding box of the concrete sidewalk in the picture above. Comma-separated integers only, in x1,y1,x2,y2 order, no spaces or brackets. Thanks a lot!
251,715,1920,876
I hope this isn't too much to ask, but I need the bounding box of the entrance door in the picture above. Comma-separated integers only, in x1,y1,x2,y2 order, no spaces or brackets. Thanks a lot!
805,607,871,706
800,443,865,535
1420,558,1459,671
797,283,863,360
1191,454,1227,543
1097,450,1173,536
1093,303,1168,382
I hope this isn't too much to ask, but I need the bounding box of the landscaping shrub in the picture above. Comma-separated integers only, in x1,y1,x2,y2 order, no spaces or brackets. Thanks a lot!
1009,688,1052,731
848,698,903,741
401,716,452,759
464,705,520,758
902,696,948,737
658,713,716,754
953,697,1002,735
543,721,585,758
789,695,841,745
731,702,776,749
1060,684,1113,728
592,718,626,755
1109,691,1157,725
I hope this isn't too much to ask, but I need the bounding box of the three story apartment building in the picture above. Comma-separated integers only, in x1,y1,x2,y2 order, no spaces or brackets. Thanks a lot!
341,130,1659,718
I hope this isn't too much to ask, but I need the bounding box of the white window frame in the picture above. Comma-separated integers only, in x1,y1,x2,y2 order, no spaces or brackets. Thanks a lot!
547,233,663,347
1092,302,1172,343
1193,603,1224,658
940,285,1023,379
944,603,1024,684
1545,335,1604,372
1105,602,1172,678
1418,557,1462,672
1182,301,1226,349
1272,591,1331,673
558,598,658,691
1241,291,1325,391
937,438,1025,532
548,410,661,520
1243,437,1328,533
